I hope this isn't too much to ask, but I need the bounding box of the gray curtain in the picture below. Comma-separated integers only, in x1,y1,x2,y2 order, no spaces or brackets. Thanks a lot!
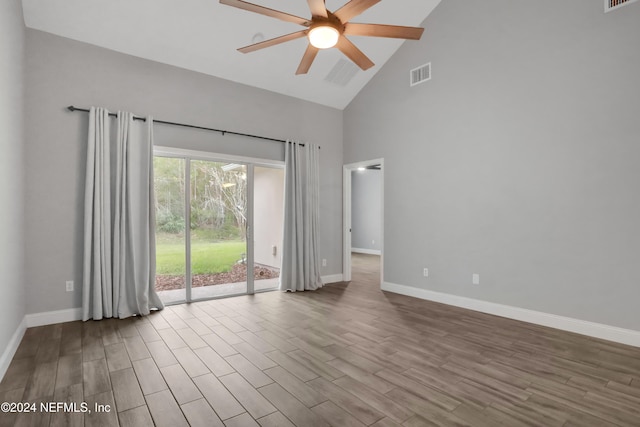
82,107,164,321
280,141,323,292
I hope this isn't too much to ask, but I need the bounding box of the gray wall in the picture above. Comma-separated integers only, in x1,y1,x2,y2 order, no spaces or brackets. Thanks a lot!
24,30,343,315
0,0,26,358
344,0,640,330
351,170,381,252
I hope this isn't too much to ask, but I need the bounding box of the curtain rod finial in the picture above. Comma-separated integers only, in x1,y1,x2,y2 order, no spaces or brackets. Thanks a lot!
67,105,76,112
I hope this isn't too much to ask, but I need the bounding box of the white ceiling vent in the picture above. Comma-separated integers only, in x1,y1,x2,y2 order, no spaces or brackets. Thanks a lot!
605,0,638,12
324,59,359,87
410,63,431,87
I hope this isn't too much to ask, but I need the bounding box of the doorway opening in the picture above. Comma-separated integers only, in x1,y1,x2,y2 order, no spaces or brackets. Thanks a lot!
153,147,284,305
343,159,384,285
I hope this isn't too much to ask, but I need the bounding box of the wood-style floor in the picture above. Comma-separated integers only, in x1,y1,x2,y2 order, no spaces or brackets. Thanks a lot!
2,253,640,426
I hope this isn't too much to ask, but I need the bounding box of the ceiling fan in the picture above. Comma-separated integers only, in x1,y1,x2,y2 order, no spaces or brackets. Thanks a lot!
219,0,425,75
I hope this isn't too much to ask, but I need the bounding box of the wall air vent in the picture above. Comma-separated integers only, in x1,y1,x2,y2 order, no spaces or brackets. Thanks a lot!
605,0,637,12
410,63,431,87
324,59,359,87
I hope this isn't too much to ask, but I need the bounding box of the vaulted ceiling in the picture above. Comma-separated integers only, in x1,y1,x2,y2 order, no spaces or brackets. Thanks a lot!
22,0,440,109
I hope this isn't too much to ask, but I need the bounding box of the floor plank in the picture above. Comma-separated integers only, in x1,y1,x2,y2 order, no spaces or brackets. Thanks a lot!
123,336,152,361
307,376,385,425
264,366,327,407
110,367,145,411
23,360,57,400
54,353,82,390
146,339,179,368
219,372,277,419
311,400,367,427
256,411,296,427
172,347,210,378
224,412,259,427
258,383,329,427
160,364,203,405
225,353,273,388
194,346,235,377
118,405,155,427
84,390,119,427
146,389,190,427
0,388,25,427
50,383,84,427
193,373,245,420
104,342,132,372
132,358,168,395
334,375,414,423
181,398,225,427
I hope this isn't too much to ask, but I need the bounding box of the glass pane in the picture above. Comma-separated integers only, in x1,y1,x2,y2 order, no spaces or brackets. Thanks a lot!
190,160,248,299
253,166,284,291
154,156,187,304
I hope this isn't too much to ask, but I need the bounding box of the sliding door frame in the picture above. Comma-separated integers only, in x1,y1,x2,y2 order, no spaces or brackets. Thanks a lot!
185,157,192,302
154,146,283,303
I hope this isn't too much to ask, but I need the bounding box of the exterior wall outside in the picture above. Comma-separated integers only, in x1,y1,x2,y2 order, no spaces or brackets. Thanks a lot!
254,167,284,269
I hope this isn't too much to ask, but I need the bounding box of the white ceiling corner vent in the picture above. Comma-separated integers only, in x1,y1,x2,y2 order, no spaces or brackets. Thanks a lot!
410,63,431,87
324,59,359,87
605,0,638,12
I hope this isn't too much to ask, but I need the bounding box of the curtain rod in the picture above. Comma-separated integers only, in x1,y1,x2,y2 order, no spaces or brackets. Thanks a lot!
67,105,299,145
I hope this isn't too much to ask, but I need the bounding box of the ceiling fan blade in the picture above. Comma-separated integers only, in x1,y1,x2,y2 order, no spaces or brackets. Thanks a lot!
220,0,310,26
238,31,307,53
344,23,424,40
334,0,381,23
296,44,320,75
336,36,374,70
307,0,328,18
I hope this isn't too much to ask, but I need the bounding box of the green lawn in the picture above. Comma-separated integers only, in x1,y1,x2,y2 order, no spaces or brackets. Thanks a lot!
156,237,245,275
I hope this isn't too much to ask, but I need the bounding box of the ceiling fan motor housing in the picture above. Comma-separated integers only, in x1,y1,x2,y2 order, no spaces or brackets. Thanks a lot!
308,12,344,49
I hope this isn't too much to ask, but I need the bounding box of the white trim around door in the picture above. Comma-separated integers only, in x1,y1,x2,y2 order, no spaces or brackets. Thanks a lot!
153,146,284,303
343,159,384,284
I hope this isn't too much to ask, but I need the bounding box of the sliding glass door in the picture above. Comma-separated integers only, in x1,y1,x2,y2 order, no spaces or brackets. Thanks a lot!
154,157,187,304
153,150,283,304
190,160,248,300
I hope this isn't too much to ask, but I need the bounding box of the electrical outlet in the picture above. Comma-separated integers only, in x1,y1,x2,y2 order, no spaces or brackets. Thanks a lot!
423,268,429,277
66,280,74,292
322,259,327,267
372,240,375,245
472,274,480,285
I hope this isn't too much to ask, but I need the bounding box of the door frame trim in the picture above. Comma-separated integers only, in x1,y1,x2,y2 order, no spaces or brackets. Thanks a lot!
343,158,384,285
154,146,284,168
153,146,283,302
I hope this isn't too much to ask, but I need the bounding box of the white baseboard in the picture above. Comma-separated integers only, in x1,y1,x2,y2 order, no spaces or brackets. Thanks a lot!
382,282,640,348
351,248,381,255
25,308,82,328
322,274,344,284
0,317,27,382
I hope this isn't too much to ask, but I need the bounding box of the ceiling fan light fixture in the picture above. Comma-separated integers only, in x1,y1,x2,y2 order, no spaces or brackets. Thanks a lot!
308,25,339,49
220,0,425,75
